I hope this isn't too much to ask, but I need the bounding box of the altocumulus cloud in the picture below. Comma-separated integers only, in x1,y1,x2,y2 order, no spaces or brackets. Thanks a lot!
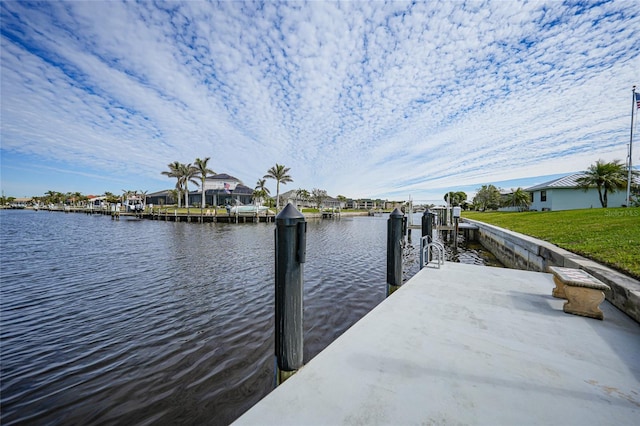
1,0,639,201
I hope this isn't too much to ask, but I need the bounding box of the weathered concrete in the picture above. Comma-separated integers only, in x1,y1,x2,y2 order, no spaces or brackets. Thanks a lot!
234,263,640,425
464,218,640,323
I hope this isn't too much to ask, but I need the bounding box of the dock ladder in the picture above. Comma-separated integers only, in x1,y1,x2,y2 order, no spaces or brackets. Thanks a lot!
420,235,445,269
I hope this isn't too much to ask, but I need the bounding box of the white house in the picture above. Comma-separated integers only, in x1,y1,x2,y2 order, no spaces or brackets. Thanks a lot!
526,173,638,211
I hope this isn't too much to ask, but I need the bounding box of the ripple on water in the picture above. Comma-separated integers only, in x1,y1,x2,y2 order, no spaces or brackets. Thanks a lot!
1,211,499,425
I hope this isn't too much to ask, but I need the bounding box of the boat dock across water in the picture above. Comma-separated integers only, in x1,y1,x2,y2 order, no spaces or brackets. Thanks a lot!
234,262,640,425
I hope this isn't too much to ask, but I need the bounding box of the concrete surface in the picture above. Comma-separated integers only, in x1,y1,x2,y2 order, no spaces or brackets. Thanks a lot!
234,262,640,425
463,218,640,323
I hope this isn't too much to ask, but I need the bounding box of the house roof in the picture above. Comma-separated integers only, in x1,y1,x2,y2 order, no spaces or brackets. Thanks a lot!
148,190,172,197
206,173,240,182
525,173,587,191
526,172,640,191
280,189,298,199
200,184,253,195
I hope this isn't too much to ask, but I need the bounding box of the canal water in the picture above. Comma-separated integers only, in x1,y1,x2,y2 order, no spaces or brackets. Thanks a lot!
0,210,499,425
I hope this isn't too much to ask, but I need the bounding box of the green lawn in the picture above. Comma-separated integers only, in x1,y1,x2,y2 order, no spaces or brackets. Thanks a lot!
463,208,640,279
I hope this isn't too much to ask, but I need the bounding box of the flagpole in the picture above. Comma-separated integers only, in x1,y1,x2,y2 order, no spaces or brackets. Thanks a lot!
626,85,636,207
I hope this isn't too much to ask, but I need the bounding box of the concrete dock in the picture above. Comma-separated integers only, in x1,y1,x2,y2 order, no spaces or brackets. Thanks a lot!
234,262,640,425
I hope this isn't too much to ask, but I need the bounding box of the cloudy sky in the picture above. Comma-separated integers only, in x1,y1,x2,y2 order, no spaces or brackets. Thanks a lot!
1,1,639,203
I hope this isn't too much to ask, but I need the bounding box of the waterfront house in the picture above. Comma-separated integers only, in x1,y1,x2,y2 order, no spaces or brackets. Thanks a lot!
526,173,639,211
279,190,310,209
191,173,253,207
148,174,253,207
346,198,384,209
147,190,176,207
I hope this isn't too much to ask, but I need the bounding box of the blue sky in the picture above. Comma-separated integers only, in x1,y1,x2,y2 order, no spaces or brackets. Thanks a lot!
1,1,639,204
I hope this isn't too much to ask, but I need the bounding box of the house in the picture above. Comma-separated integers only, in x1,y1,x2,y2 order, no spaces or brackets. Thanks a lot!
525,173,639,211
147,190,176,206
149,173,254,207
279,190,311,209
87,195,108,208
191,173,253,207
346,198,383,209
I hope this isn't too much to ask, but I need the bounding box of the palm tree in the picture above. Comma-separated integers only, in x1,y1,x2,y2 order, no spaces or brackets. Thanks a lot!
337,195,348,209
179,163,199,213
503,187,530,211
44,190,59,205
194,157,216,216
104,191,119,204
252,188,267,207
161,161,199,210
254,179,271,206
264,163,293,212
161,161,184,208
576,160,627,208
444,191,467,207
168,189,179,207
295,188,310,209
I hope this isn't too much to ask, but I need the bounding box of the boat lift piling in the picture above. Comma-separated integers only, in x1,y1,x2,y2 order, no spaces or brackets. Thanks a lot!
386,208,404,296
274,203,307,385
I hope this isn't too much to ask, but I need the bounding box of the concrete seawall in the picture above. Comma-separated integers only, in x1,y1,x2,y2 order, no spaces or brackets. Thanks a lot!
464,218,640,323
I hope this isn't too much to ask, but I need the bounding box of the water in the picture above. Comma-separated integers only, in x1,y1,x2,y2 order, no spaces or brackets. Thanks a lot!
0,210,498,425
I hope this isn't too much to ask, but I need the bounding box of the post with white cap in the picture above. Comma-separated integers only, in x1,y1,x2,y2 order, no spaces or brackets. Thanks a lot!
274,203,307,384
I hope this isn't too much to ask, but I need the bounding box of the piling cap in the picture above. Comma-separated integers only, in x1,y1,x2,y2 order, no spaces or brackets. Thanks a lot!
276,203,305,225
390,207,404,218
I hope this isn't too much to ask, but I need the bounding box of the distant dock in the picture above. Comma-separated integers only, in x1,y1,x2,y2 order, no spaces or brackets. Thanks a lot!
44,206,276,223
234,262,640,425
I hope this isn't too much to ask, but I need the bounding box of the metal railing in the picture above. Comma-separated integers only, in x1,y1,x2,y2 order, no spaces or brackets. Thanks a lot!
420,235,445,269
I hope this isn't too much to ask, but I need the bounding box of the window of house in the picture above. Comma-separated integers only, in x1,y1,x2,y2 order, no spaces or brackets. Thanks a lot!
541,190,547,202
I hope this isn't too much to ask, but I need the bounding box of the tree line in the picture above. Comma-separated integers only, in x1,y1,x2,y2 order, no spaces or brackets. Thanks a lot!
16,159,636,211
160,159,337,212
448,159,639,212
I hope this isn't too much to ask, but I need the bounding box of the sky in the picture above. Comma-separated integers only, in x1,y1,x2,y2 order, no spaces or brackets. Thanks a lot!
1,1,639,204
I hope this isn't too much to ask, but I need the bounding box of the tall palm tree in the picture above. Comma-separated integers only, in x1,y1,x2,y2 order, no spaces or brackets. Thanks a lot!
576,160,627,208
194,157,216,215
179,163,199,213
264,163,293,212
161,161,184,208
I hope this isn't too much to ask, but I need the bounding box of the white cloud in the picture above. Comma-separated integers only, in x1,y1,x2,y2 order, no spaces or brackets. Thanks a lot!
1,0,639,200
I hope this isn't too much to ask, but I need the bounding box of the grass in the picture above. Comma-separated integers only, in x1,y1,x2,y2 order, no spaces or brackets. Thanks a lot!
463,208,640,279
